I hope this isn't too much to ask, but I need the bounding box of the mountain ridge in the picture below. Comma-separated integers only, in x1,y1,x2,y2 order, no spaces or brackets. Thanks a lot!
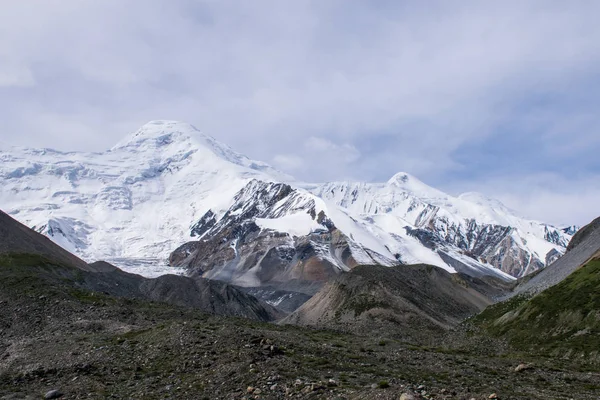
0,120,572,284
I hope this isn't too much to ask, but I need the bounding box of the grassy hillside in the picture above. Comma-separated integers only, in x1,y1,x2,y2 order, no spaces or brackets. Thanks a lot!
474,258,600,361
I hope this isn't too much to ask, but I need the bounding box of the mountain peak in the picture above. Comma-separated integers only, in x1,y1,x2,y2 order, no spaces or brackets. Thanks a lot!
0,122,573,283
111,120,292,182
387,172,416,185
136,120,199,134
112,120,205,150
386,171,447,199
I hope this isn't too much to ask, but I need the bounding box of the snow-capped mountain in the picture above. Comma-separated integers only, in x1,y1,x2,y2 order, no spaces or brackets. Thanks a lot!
0,120,572,286
0,120,289,273
305,174,570,277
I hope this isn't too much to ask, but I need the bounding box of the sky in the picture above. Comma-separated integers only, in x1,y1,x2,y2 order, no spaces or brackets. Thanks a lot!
0,0,599,226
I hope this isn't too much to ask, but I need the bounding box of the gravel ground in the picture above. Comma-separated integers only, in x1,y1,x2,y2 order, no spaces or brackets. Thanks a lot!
1,279,599,400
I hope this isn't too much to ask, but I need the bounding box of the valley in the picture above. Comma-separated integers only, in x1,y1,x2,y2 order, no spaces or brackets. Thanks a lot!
1,241,599,399
1,122,599,399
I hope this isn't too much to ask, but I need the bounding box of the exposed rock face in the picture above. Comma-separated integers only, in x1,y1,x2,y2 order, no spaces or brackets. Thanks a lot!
544,226,570,247
171,173,573,293
545,248,562,266
483,234,543,277
404,222,535,277
562,225,579,236
170,180,368,294
190,210,216,237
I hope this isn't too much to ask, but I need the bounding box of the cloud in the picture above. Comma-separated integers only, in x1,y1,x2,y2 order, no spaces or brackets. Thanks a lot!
0,0,599,224
305,137,360,163
0,63,35,87
273,137,361,180
272,154,304,172
447,172,600,226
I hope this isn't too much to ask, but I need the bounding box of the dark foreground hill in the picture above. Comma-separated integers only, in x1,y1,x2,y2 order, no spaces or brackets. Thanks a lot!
0,209,96,272
567,216,600,251
0,210,280,322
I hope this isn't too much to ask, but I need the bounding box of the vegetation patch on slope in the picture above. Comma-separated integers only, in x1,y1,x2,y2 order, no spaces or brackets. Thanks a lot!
474,258,600,361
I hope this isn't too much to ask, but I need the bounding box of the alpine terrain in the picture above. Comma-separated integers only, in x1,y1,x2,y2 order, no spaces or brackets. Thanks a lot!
2,205,600,399
1,122,599,400
0,121,574,292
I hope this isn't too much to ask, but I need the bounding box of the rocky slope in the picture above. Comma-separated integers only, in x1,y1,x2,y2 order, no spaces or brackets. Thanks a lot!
510,215,600,297
282,263,511,341
0,120,572,286
0,210,280,321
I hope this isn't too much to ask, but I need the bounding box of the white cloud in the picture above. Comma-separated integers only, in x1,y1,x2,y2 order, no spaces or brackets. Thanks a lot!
305,137,361,163
448,172,600,226
0,0,599,223
272,154,304,172
0,63,35,87
273,137,361,179
502,189,600,228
